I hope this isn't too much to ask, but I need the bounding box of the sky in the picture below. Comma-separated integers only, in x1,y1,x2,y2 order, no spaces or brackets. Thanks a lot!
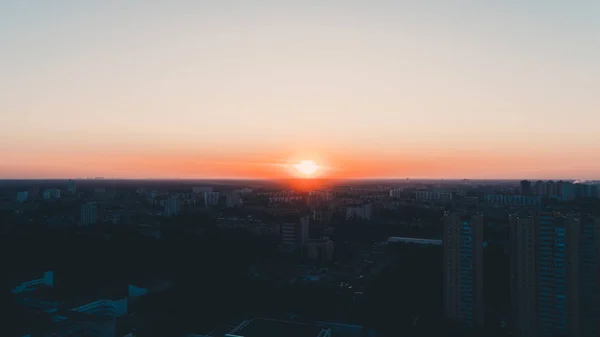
1,1,599,179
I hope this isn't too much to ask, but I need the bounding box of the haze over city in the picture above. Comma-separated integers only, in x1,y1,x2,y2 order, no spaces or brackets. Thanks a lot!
1,0,599,179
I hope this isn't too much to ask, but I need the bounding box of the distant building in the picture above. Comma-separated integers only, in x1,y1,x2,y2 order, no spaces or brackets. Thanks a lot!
16,191,29,203
226,192,243,208
67,179,77,194
534,180,546,197
415,191,452,202
192,186,213,194
80,202,99,226
281,216,309,252
443,212,484,328
234,188,253,195
346,203,372,221
204,191,220,207
520,180,533,195
164,197,180,216
485,194,541,207
308,190,334,205
311,209,333,225
43,189,61,200
531,180,598,200
389,188,403,199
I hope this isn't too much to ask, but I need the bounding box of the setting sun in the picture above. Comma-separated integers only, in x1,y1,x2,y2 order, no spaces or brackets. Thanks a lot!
293,160,320,176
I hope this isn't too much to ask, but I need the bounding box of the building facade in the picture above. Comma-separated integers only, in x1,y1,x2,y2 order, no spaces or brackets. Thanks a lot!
579,215,600,337
509,215,538,337
510,212,587,337
164,197,180,216
443,212,484,328
80,202,99,226
204,191,220,207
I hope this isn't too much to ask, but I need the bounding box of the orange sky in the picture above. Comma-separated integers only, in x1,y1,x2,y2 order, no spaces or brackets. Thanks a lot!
1,146,598,180
1,2,599,180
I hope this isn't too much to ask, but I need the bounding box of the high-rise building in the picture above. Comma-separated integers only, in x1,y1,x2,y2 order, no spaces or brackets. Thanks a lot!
536,212,580,337
511,212,583,337
509,214,537,337
204,191,220,207
67,179,77,195
521,180,533,195
281,216,310,253
80,202,98,226
546,181,558,198
535,180,547,197
443,212,484,328
164,197,180,216
389,188,403,199
579,215,600,337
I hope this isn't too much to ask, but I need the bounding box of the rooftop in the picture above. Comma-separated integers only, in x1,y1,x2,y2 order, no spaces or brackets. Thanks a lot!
228,318,329,337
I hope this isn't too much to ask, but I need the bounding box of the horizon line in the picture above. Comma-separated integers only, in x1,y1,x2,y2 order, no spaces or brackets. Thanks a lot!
0,177,596,182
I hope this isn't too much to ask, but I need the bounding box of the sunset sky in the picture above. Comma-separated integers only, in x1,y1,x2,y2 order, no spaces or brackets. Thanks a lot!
1,1,599,179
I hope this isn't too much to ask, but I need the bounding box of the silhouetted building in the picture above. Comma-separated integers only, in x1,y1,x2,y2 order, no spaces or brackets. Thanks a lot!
80,202,99,226
521,180,533,195
389,188,403,198
485,194,541,207
579,215,600,337
509,214,537,337
281,216,309,252
443,212,484,328
67,179,77,195
164,197,180,216
346,203,372,221
306,237,334,262
535,180,546,198
225,192,243,208
416,191,452,202
204,191,220,207
538,212,580,337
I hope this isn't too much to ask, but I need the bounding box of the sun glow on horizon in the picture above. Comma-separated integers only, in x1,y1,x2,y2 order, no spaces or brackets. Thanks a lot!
293,160,320,177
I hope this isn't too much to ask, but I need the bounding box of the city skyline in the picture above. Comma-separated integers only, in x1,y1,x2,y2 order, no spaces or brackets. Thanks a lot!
2,1,599,179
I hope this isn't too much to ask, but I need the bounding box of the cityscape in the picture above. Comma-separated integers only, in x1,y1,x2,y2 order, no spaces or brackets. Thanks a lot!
2,1,600,337
2,178,600,336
